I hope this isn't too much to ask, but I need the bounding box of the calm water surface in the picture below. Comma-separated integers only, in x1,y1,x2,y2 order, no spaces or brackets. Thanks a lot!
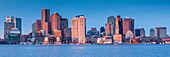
0,44,170,57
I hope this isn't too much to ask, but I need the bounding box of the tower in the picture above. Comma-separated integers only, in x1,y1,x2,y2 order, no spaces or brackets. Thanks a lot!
113,16,123,44
71,15,86,44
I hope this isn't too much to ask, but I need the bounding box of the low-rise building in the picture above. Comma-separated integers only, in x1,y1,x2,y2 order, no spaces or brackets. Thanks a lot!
5,28,20,44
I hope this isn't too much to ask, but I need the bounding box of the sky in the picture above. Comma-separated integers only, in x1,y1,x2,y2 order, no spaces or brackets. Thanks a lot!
0,0,170,39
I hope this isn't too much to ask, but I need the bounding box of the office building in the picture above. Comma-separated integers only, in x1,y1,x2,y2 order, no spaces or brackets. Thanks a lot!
155,27,167,38
5,28,20,44
115,15,123,35
150,28,155,37
71,15,86,44
135,28,145,37
123,18,134,34
32,23,36,38
63,28,72,44
87,28,99,37
60,18,68,30
113,16,123,44
105,23,113,36
51,12,61,32
41,9,51,35
107,16,115,34
14,18,22,34
35,20,42,33
4,16,15,38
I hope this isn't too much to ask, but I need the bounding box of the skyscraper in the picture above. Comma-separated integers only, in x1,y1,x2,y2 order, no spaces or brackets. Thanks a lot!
32,23,36,38
107,16,115,34
155,27,167,38
44,22,51,35
113,16,123,44
105,23,113,36
4,16,15,38
51,12,61,32
123,18,134,34
41,9,51,35
4,22,14,38
14,18,22,34
60,18,68,30
35,20,42,33
71,15,86,44
135,28,145,37
150,28,155,37
115,16,123,35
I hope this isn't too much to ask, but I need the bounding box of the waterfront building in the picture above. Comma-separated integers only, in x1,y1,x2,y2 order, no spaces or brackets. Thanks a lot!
113,16,123,44
44,37,49,45
0,38,5,44
162,38,170,44
4,22,14,38
53,29,62,39
97,37,112,44
125,30,133,39
63,28,72,44
32,23,36,38
4,16,15,38
114,15,123,36
155,27,167,38
141,36,157,44
5,28,20,44
60,18,68,43
20,35,31,43
71,15,86,44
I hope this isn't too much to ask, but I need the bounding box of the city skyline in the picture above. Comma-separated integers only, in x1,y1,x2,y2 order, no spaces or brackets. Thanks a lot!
0,0,170,38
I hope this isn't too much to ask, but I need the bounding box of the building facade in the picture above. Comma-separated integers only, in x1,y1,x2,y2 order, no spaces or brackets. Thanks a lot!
87,28,99,37
105,23,113,36
123,18,134,34
63,28,72,44
150,28,155,37
14,18,22,34
60,18,68,30
41,9,51,35
71,15,86,44
35,20,42,33
135,28,145,37
113,16,123,44
5,28,20,44
51,12,61,32
155,27,167,38
107,16,115,35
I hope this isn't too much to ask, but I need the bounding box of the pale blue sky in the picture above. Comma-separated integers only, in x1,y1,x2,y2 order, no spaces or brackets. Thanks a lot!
0,0,170,38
